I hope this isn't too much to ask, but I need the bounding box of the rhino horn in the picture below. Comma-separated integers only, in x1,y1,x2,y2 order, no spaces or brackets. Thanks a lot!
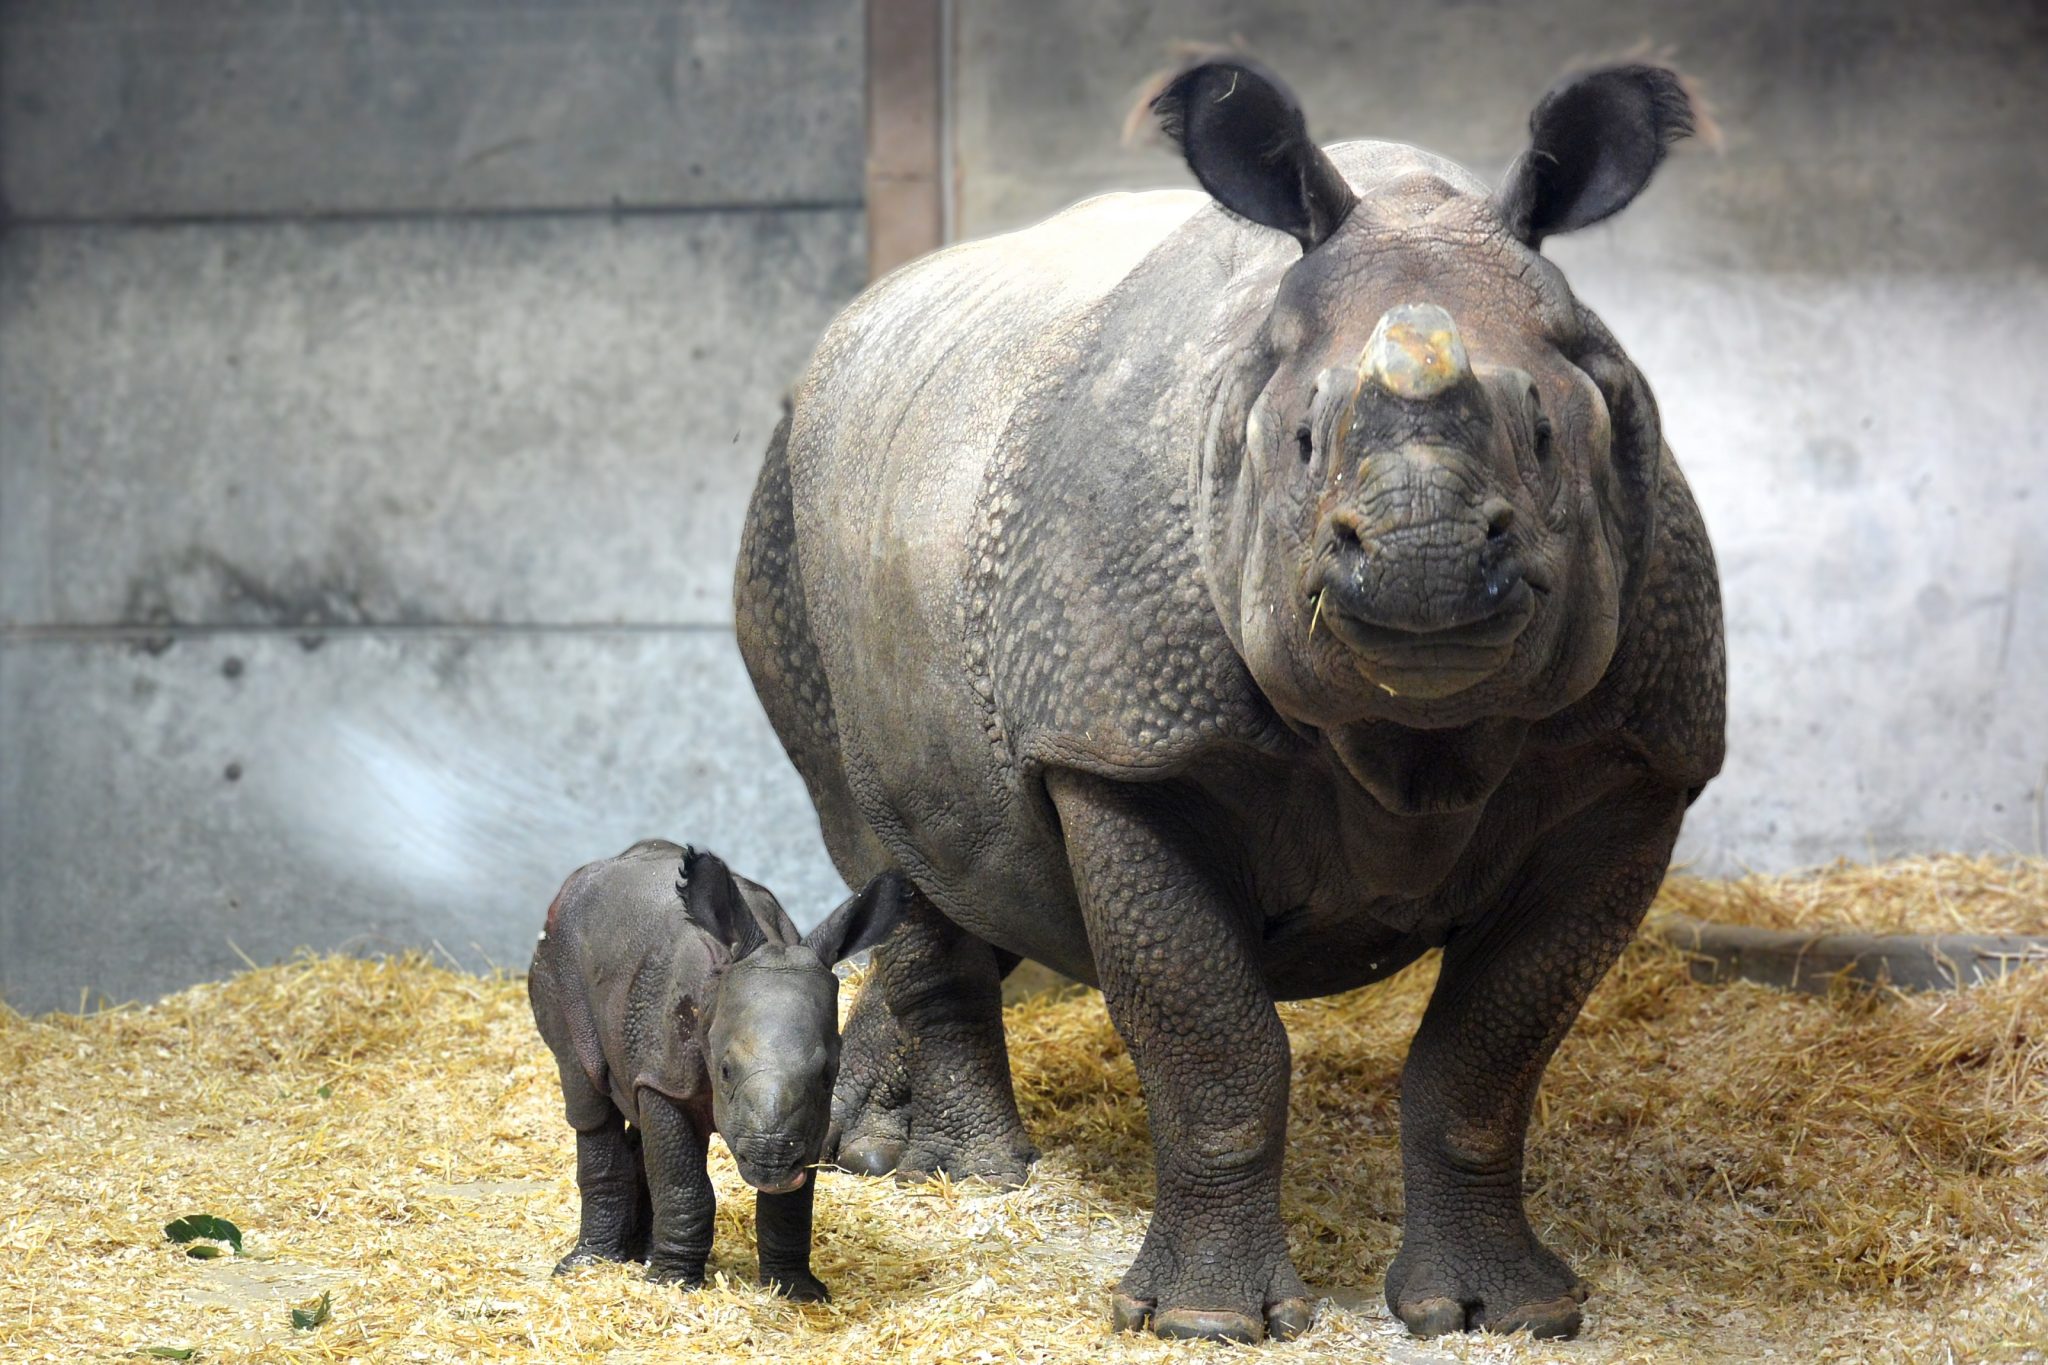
1357,303,1471,402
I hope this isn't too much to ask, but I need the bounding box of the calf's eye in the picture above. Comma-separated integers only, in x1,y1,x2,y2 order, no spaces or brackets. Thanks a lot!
1296,425,1314,463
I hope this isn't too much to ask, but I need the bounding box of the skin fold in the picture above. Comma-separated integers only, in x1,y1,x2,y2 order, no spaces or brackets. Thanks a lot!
529,841,904,1301
735,55,1724,1343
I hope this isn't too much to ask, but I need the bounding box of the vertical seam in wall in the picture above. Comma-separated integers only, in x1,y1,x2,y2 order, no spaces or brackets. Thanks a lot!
865,0,945,279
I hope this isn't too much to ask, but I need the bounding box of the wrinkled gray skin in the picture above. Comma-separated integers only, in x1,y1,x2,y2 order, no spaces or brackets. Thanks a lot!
528,840,904,1300
736,56,1724,1343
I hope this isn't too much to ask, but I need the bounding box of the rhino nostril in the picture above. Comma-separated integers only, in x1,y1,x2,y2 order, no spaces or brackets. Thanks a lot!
1327,514,1366,558
1483,500,1515,544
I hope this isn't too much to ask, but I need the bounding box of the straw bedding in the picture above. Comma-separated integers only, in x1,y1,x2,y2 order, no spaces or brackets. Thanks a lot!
3,855,2043,1363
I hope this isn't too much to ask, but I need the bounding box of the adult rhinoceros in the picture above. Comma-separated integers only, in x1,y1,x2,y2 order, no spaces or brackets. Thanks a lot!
735,54,1724,1343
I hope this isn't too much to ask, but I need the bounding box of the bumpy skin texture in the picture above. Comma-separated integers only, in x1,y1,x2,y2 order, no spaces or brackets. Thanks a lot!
736,60,1724,1343
529,841,851,1300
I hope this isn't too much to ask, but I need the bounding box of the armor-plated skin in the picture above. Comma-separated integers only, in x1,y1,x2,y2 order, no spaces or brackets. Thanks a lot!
737,57,1724,1342
528,841,903,1300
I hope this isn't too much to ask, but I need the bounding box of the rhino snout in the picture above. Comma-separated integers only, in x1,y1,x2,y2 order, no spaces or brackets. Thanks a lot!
731,1130,813,1192
724,1071,827,1189
1316,496,1529,630
1309,475,1535,701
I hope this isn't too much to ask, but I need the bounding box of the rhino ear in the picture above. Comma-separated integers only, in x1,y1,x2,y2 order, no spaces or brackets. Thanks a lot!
675,847,767,958
1142,54,1356,252
802,873,910,967
733,873,804,949
1496,63,1706,247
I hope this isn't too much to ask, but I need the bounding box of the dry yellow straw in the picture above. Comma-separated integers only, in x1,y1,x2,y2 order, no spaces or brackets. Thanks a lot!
1,854,2042,1363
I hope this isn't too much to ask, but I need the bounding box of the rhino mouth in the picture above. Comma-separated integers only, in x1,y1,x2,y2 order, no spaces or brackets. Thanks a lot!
1314,578,1536,695
740,1165,810,1195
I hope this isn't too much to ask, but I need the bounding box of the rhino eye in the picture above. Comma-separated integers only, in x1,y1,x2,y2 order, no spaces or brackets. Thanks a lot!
719,1061,731,1082
1295,424,1314,463
1534,415,1554,463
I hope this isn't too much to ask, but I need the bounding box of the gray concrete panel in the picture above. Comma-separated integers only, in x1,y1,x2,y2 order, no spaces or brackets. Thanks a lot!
0,208,864,629
1594,265,2048,875
0,628,845,1015
953,0,2046,271
1,0,864,220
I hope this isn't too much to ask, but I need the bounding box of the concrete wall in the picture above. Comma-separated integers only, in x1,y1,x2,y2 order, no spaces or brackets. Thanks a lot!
0,0,864,1012
953,0,2048,876
4,0,2041,1011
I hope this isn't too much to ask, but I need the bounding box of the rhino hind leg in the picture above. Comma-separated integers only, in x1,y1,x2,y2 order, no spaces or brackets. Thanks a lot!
553,1108,653,1274
826,973,912,1175
830,884,1037,1187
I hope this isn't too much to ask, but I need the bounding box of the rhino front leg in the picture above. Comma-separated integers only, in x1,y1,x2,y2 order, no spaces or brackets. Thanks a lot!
1051,771,1312,1344
832,884,1037,1185
637,1091,716,1287
1387,788,1686,1339
756,1178,829,1302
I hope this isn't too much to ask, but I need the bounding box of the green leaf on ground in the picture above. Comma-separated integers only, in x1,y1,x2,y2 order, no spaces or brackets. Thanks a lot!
134,1348,198,1360
290,1290,332,1331
316,1084,332,1099
162,1215,243,1256
183,1245,224,1260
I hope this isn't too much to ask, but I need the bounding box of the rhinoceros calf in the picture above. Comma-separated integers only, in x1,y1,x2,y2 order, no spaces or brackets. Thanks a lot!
736,55,1723,1342
529,841,903,1299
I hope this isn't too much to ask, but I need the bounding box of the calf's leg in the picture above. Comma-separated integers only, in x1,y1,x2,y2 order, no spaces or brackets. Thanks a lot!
550,1061,650,1274
756,1179,829,1302
637,1091,717,1287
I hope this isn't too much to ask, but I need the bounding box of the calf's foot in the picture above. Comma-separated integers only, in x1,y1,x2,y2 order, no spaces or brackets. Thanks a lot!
762,1269,831,1303
644,1258,707,1289
551,1243,629,1276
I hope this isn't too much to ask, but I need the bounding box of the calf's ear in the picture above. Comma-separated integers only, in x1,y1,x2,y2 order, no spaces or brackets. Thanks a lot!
1143,54,1356,252
734,873,805,948
1496,63,1705,247
802,873,911,967
676,847,767,958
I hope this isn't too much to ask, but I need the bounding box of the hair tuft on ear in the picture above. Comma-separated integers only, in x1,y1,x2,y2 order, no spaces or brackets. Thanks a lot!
675,848,769,958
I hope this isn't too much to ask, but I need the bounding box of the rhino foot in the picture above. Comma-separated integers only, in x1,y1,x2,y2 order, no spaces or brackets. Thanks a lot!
892,1127,1038,1189
1110,1236,1312,1344
826,1057,912,1178
834,1134,906,1177
1384,1225,1587,1339
826,954,912,1175
552,1243,632,1276
644,1257,707,1289
828,888,1037,1188
762,1269,831,1303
